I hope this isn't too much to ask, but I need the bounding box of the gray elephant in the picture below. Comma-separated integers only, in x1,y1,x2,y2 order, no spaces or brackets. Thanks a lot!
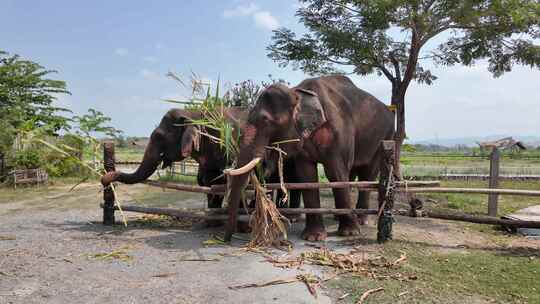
225,76,394,241
101,107,302,213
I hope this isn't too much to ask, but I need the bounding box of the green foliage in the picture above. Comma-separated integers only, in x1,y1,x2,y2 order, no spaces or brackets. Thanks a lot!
268,1,539,81
72,108,122,139
11,149,43,169
225,79,262,108
268,1,539,146
0,50,71,134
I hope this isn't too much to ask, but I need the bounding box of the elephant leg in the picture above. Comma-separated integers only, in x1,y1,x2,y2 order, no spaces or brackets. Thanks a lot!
207,194,223,208
295,158,326,241
288,189,301,208
204,194,225,227
355,164,380,225
324,160,360,237
286,160,301,209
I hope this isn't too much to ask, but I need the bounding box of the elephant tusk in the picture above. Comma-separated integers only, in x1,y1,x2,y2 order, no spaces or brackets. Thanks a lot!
224,157,262,176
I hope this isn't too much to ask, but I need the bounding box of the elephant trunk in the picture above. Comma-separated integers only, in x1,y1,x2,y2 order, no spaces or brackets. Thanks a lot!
226,124,269,223
101,139,162,186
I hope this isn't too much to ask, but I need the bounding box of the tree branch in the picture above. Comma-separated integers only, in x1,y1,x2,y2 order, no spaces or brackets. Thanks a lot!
375,62,395,83
401,29,421,93
389,52,402,83
333,1,362,15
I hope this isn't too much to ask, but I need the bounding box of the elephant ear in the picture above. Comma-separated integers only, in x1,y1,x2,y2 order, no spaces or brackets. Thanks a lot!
180,125,200,158
293,88,327,139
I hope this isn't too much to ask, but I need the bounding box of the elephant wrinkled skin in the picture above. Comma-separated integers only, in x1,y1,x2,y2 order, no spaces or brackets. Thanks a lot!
227,76,394,241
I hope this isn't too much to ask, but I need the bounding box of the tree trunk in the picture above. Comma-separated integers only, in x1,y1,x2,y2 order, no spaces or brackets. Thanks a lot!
391,85,406,178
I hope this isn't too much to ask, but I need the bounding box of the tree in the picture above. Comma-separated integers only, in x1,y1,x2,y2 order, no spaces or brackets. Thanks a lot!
0,51,71,132
73,108,123,169
0,50,71,156
267,0,540,173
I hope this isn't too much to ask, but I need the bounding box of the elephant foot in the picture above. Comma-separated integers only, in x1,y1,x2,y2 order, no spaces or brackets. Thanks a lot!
338,216,361,236
301,224,327,241
357,214,369,226
237,220,252,234
204,219,224,228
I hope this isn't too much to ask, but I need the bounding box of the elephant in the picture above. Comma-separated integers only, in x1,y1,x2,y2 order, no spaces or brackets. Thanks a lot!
225,75,394,241
100,108,247,210
100,107,302,214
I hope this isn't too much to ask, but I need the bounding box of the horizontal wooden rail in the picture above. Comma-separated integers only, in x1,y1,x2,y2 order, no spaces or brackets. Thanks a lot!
401,187,540,196
104,204,540,229
142,180,214,194
211,180,440,192
395,209,540,228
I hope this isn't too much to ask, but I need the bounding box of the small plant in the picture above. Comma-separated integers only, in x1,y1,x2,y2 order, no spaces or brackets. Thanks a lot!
11,149,42,169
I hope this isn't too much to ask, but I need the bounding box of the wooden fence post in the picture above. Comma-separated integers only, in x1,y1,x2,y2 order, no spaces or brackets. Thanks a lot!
377,140,396,243
488,147,500,216
103,142,116,225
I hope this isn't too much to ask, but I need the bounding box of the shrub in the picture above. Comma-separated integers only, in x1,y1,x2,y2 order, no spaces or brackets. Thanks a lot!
11,149,43,169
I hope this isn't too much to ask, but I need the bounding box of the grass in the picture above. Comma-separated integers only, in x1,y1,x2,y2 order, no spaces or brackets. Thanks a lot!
422,180,540,216
331,241,540,304
157,173,198,184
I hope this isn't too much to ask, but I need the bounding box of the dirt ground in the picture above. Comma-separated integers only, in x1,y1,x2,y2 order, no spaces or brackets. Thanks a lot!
1,182,539,304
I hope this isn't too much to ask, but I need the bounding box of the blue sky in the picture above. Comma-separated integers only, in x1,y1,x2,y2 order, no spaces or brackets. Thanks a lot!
2,0,539,141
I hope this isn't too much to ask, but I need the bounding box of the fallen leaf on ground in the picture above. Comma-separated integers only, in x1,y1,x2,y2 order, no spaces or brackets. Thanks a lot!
88,248,132,262
338,293,350,300
202,235,226,246
178,258,221,262
228,277,299,290
152,272,178,278
0,236,16,241
356,287,384,304
388,253,407,267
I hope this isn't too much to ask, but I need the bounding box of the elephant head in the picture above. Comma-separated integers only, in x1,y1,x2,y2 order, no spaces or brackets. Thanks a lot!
101,109,201,186
226,83,330,215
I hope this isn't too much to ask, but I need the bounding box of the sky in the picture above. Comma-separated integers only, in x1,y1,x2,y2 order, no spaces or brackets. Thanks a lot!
1,0,539,141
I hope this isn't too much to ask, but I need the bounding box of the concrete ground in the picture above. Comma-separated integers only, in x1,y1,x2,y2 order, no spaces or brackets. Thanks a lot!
2,182,538,304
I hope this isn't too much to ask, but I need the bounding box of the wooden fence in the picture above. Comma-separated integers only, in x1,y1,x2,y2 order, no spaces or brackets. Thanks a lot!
101,141,540,244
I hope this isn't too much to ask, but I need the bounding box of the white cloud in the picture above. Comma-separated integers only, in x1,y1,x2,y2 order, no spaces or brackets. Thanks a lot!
140,69,162,80
223,3,259,18
143,56,158,63
253,11,280,30
114,48,129,56
223,3,279,31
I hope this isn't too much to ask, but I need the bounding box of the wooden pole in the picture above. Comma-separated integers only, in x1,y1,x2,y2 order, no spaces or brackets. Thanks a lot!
102,142,116,225
206,207,379,216
106,205,379,217
394,209,540,229
210,180,440,193
142,180,214,194
488,147,500,216
398,187,540,196
104,204,540,229
377,140,396,243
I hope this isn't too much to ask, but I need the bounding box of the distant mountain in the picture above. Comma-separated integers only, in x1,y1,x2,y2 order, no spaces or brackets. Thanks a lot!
410,135,540,147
